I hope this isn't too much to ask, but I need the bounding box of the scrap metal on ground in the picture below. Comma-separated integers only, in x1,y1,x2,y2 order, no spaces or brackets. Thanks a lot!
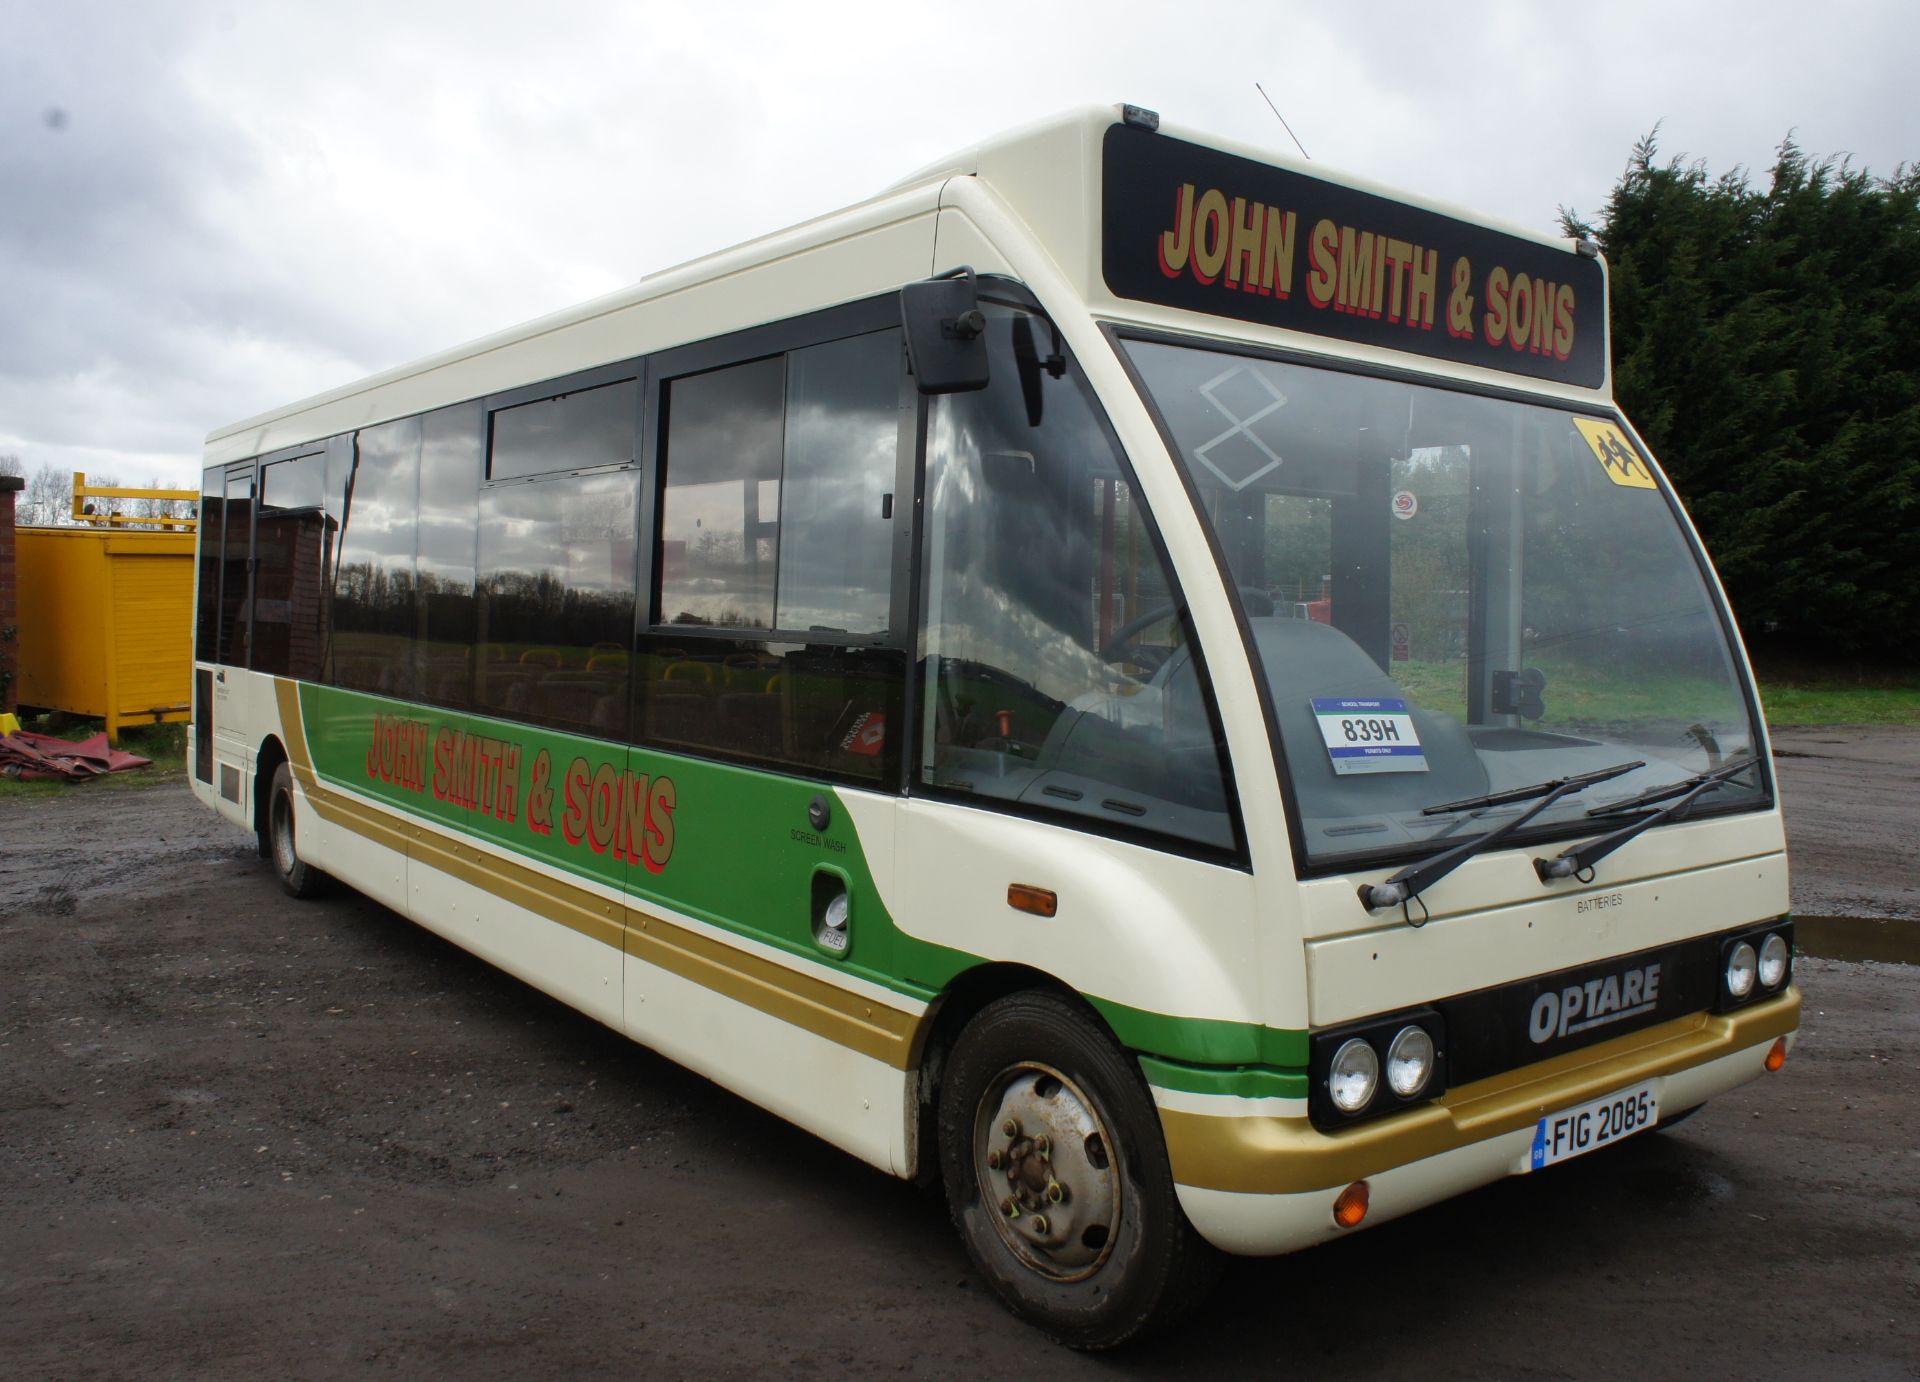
0,728,151,781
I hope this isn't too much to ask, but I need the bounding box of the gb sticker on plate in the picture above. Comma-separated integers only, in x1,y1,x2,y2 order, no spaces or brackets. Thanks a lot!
1311,697,1428,775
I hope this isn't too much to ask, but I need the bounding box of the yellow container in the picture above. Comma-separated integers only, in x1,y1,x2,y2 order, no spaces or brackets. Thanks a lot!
15,526,194,742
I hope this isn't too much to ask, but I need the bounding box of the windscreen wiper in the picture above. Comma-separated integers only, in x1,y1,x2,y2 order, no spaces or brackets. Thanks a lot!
1580,755,1759,818
1534,757,1760,883
1358,760,1645,916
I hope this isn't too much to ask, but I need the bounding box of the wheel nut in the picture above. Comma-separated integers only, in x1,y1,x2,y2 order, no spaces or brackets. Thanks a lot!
986,1149,1003,1170
1002,1118,1020,1138
1030,1214,1049,1235
1046,1180,1063,1204
1034,1134,1050,1159
1000,1197,1019,1218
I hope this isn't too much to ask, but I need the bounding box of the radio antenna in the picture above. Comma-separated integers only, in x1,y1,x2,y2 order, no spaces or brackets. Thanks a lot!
1255,82,1311,161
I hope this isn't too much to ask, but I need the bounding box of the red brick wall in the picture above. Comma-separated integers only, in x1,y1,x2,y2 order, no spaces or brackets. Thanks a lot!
0,476,20,714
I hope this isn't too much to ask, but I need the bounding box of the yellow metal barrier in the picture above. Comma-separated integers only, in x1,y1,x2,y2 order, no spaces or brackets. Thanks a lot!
71,472,198,531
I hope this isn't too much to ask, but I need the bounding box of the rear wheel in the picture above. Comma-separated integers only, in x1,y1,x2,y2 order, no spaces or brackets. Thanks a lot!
265,761,327,899
937,990,1220,1349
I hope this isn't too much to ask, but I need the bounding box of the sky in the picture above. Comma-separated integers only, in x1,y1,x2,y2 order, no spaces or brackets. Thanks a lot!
2,0,1915,491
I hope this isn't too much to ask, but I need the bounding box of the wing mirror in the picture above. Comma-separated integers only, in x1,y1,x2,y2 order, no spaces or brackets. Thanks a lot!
901,267,990,394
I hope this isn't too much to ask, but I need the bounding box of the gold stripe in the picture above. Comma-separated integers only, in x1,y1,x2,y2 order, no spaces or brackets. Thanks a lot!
274,678,310,773
271,678,918,1067
1160,991,1800,1195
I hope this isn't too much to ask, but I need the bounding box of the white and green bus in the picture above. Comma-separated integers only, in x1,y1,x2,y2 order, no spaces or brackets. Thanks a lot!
191,105,1797,1347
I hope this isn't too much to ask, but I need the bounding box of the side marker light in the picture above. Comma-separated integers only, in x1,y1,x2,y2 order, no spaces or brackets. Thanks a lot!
1333,1180,1370,1229
1007,884,1058,918
1765,1038,1787,1072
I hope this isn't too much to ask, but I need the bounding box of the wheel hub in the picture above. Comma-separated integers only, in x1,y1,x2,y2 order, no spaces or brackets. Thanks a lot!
974,1062,1119,1280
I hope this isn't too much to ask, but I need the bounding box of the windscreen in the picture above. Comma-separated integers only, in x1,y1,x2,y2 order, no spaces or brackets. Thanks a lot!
1124,339,1767,868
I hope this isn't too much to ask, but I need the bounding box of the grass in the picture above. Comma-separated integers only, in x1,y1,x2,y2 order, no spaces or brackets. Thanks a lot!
1755,681,1920,726
0,715,189,799
1381,657,1920,729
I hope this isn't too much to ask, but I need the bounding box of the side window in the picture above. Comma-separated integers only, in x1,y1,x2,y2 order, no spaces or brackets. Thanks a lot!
330,418,420,696
416,402,481,708
918,305,1236,853
195,467,223,663
475,469,637,737
252,449,328,680
657,357,783,628
643,327,904,782
474,373,638,738
489,379,635,482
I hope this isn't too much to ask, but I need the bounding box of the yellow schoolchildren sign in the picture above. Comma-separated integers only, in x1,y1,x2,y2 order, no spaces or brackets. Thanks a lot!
1573,418,1657,489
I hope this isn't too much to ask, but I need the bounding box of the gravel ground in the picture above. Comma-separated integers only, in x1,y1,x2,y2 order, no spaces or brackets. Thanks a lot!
0,732,1914,1378
1770,725,1920,922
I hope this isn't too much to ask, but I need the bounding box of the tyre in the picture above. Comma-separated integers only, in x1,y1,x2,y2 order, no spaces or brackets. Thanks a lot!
265,761,328,899
937,990,1221,1349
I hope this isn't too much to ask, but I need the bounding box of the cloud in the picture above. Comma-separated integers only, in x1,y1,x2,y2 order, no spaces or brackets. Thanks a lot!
1,0,1914,491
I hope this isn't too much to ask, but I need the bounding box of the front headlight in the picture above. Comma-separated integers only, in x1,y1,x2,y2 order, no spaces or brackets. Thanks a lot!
1725,941,1757,1000
1329,1037,1379,1114
1758,932,1790,989
1385,1025,1436,1098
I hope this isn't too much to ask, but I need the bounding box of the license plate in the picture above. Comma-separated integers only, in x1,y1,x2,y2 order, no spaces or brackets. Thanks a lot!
1527,1081,1659,1171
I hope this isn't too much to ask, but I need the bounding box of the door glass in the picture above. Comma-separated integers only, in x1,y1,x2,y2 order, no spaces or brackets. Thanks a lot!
918,305,1236,852
219,468,253,667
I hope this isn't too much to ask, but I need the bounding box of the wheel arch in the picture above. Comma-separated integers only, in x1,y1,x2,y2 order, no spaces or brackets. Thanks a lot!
252,734,290,854
907,962,1134,1184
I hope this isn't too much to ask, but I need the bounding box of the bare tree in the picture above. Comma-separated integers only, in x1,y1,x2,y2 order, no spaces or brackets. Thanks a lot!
129,475,194,526
76,471,122,524
0,453,21,478
23,463,70,526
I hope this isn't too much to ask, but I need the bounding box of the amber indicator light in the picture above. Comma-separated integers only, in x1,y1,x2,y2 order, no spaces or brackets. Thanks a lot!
1765,1037,1788,1072
1333,1180,1370,1228
1007,884,1058,918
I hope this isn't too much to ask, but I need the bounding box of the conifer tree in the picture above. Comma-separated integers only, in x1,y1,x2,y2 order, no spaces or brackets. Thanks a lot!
1565,133,1919,657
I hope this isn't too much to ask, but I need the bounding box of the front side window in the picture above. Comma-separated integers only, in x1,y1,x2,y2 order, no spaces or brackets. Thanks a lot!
656,332,898,635
1125,339,1767,869
643,328,905,782
918,305,1236,853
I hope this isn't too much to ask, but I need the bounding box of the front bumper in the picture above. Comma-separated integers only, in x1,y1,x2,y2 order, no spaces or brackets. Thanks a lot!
1162,988,1800,1255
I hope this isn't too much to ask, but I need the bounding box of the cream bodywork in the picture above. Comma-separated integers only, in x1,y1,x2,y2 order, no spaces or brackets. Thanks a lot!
193,696,924,1177
1174,1030,1789,1256
191,105,1791,1257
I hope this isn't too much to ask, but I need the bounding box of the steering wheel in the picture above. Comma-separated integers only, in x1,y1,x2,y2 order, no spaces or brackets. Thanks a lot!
1099,604,1179,672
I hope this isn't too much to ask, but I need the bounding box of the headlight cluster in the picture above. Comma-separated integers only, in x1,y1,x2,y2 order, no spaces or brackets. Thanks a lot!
1717,924,1792,1011
1311,1010,1446,1129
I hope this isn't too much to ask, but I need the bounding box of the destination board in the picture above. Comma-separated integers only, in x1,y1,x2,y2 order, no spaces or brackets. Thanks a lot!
1101,125,1607,388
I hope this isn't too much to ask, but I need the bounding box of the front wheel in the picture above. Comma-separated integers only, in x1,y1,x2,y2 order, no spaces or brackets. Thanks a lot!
265,761,328,899
937,990,1220,1349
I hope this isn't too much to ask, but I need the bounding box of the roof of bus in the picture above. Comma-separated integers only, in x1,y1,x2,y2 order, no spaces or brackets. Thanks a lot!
890,104,1583,255
208,105,1608,455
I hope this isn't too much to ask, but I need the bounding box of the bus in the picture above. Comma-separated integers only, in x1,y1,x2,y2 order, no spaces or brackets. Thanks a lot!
190,105,1797,1348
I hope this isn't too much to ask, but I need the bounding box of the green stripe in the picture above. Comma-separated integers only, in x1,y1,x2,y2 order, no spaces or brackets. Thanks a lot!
297,681,1308,1068
1094,996,1309,1069
1137,1053,1310,1100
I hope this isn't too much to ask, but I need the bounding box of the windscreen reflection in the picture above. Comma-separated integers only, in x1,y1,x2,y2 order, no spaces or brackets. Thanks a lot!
1126,339,1766,867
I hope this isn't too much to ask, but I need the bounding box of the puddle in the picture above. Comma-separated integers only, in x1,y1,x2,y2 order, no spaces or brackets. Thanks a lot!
1793,914,1920,966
